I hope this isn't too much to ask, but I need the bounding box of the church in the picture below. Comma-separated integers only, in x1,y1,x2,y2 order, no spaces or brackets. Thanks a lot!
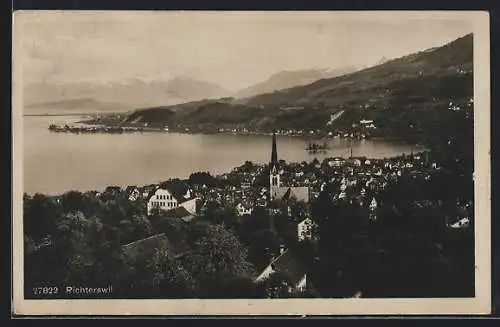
268,131,310,204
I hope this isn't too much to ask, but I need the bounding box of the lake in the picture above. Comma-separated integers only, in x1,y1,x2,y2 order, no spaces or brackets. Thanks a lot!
23,116,421,196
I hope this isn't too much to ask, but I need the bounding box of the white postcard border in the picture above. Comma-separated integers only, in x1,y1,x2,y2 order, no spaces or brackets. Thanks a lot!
12,10,491,316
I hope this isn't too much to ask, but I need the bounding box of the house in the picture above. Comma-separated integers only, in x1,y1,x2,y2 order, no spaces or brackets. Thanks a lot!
146,187,197,216
121,233,191,260
328,157,345,167
163,206,197,223
254,249,308,293
142,184,159,198
449,217,470,229
125,186,141,201
236,202,253,216
297,217,314,241
276,186,309,203
448,208,471,229
350,158,362,167
369,197,378,221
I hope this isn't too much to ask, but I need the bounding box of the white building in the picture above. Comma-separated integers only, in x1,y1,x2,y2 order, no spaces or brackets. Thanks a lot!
297,217,314,241
328,157,345,167
369,197,378,221
236,202,253,216
147,188,197,216
125,186,141,201
449,217,470,229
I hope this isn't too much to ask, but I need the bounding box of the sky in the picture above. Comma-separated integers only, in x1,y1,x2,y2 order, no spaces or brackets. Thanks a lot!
15,11,475,91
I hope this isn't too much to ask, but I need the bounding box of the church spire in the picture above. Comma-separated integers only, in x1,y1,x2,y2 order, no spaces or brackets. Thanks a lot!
271,130,278,169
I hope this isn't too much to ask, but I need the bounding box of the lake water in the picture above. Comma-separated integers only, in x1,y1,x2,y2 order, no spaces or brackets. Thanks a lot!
23,116,420,195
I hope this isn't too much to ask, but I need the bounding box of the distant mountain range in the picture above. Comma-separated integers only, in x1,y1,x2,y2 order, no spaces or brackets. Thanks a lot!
233,67,358,99
27,98,128,113
23,76,231,113
126,33,473,145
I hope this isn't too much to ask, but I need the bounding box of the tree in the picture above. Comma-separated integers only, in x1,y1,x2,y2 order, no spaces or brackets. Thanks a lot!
241,206,270,232
274,212,299,245
187,224,256,295
246,229,283,270
189,171,219,187
60,191,86,213
204,204,238,228
150,214,186,242
130,213,154,240
118,246,167,298
160,179,188,197
260,271,293,298
159,256,197,298
23,193,60,240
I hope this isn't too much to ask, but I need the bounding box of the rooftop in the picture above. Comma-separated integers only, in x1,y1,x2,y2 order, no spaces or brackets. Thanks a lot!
121,233,191,259
270,249,308,286
164,206,196,223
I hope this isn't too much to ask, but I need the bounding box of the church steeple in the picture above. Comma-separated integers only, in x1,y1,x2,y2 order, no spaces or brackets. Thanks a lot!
269,130,281,201
271,130,278,169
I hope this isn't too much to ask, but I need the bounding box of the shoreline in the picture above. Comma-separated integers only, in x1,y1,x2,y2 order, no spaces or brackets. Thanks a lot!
48,121,423,146
23,148,429,198
35,113,426,148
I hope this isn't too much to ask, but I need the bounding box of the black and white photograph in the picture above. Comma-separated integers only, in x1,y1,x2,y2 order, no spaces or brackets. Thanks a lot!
12,11,491,315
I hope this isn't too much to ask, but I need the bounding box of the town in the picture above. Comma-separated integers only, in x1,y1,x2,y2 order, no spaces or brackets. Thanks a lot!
24,131,473,299
48,117,381,140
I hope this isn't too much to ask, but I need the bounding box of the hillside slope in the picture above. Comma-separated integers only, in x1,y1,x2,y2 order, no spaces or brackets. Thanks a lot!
233,67,358,99
125,33,473,145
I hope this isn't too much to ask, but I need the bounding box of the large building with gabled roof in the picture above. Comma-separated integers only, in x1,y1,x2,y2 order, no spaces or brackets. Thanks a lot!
146,187,197,216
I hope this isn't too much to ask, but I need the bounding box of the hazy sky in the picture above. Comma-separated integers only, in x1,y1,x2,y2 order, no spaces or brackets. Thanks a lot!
15,11,474,91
